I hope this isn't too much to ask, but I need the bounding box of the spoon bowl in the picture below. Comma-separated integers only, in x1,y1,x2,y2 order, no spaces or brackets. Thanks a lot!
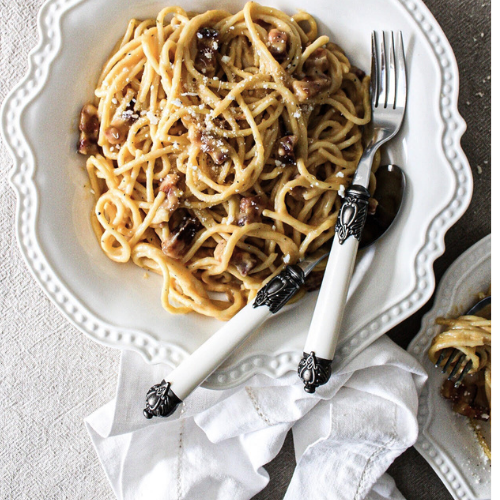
360,164,406,249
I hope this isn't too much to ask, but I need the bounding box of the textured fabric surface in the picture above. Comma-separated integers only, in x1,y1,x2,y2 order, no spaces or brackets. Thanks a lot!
0,1,490,499
85,339,426,500
0,4,120,498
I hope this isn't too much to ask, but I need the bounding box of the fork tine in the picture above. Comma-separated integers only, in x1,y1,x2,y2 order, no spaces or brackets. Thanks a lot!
371,32,379,107
435,348,448,368
448,354,466,380
442,348,459,373
454,359,473,387
395,31,407,109
378,32,387,108
386,32,396,108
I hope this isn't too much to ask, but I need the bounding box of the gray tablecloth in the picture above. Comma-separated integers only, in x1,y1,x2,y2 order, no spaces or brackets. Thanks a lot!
0,1,490,499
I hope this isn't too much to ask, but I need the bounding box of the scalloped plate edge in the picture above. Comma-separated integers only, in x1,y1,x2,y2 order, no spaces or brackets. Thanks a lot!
408,234,491,500
1,0,473,389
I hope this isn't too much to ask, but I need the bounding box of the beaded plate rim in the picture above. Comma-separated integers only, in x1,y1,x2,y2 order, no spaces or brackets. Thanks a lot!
1,0,473,389
408,234,491,500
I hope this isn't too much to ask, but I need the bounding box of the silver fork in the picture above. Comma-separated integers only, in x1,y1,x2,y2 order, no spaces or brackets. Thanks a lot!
298,32,407,393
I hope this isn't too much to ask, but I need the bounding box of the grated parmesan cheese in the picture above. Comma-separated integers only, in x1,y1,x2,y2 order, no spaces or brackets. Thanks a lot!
147,111,159,125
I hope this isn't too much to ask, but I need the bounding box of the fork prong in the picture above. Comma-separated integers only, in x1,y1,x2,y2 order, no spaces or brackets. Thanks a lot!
454,359,473,387
435,348,448,368
378,32,387,108
395,31,407,110
448,354,466,380
442,348,459,373
386,32,396,109
371,32,379,107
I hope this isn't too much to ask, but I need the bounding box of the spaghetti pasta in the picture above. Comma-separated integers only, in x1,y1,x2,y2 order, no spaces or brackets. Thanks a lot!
78,2,374,320
428,296,491,421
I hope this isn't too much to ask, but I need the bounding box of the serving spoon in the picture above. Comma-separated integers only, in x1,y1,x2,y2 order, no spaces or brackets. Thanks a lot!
143,164,406,419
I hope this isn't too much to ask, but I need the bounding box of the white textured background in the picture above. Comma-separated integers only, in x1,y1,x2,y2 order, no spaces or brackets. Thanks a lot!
0,3,119,498
0,1,490,499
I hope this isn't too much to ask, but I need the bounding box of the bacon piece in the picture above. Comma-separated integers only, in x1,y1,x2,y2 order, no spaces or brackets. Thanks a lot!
189,127,229,165
104,126,125,145
441,379,490,421
161,210,202,259
276,135,298,164
237,196,265,226
293,46,334,102
194,27,220,77
304,48,329,74
292,75,331,102
196,27,220,51
77,104,99,155
214,240,256,276
104,109,138,145
232,249,257,276
159,173,182,212
352,66,366,80
268,29,288,60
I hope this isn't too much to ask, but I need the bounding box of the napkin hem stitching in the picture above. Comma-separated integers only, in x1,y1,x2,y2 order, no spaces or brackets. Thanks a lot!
245,387,273,426
176,417,186,500
354,403,398,500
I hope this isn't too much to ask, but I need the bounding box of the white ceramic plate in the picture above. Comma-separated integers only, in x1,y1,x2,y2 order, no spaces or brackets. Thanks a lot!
408,234,491,500
1,0,472,388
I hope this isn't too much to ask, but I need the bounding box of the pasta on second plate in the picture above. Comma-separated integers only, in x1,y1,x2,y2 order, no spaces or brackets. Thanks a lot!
428,291,491,457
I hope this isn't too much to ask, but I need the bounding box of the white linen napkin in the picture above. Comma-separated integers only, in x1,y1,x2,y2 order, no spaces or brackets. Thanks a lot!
85,336,426,500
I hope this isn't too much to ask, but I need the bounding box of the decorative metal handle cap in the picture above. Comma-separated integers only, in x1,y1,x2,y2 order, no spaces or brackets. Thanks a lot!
335,185,370,245
253,264,305,313
298,352,332,393
143,380,182,419
144,265,306,419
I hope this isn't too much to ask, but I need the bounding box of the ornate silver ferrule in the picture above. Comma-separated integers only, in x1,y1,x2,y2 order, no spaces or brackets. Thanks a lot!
335,185,371,245
253,264,305,314
298,351,332,393
143,380,182,419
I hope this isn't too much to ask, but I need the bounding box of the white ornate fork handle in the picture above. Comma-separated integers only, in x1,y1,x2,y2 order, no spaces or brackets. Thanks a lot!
143,264,310,418
298,31,407,393
298,183,370,392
